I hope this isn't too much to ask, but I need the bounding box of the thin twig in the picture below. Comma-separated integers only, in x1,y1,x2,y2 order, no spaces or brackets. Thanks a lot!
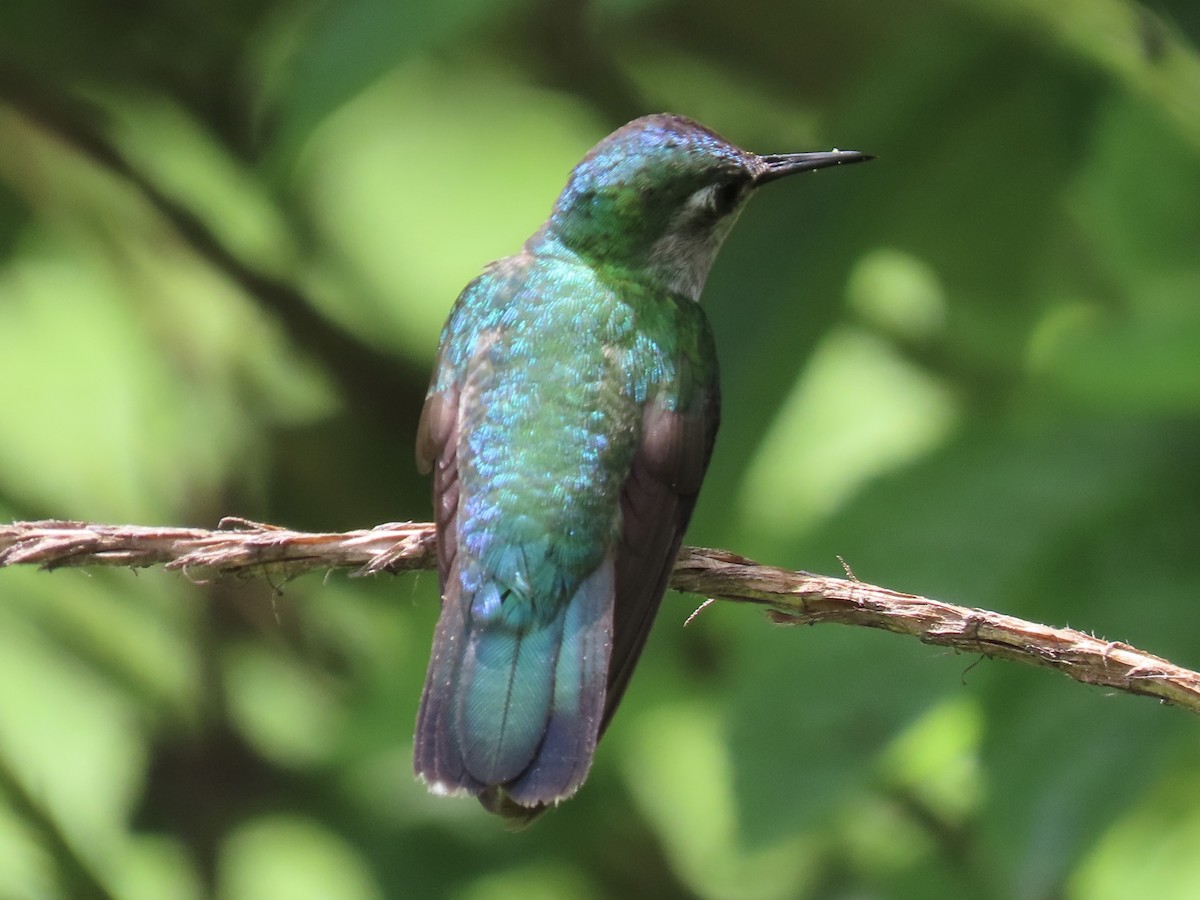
3,519,1199,717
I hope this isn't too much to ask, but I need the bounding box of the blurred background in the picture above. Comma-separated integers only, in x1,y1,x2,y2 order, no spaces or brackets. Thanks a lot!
1,0,1199,897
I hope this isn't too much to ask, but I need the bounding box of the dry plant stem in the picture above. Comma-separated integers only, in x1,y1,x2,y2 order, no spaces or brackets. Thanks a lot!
0,519,438,577
3,519,1199,716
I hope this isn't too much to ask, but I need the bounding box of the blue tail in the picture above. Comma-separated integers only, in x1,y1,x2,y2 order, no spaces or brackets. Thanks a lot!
414,557,614,819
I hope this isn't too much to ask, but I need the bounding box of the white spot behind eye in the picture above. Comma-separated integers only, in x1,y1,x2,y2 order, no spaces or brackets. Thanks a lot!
689,181,746,218
684,185,718,215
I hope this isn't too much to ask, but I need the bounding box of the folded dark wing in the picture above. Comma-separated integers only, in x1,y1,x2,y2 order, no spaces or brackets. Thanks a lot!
604,381,720,730
413,385,477,792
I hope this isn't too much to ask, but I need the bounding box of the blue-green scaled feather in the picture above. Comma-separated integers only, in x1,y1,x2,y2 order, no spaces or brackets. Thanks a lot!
413,116,742,822
412,113,867,823
413,240,717,821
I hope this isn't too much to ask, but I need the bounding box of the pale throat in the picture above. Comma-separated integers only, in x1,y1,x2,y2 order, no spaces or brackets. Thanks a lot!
645,201,745,302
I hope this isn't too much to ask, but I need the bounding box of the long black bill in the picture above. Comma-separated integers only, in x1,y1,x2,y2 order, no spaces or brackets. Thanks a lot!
754,150,874,184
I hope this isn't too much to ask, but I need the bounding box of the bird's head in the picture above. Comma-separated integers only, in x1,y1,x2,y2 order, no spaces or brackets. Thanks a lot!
539,114,871,300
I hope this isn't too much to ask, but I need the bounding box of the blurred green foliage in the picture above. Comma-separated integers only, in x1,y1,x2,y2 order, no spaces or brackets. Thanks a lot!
0,0,1198,897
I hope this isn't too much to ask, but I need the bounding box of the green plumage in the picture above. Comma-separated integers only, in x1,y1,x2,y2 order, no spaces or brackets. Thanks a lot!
412,114,870,821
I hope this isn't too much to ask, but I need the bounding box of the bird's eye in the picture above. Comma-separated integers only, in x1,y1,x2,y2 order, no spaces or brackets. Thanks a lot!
709,180,745,216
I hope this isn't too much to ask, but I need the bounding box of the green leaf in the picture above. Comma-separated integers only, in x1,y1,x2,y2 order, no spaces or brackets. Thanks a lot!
273,0,513,164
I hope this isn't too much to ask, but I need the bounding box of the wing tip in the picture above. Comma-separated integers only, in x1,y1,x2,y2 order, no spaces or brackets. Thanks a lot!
479,787,550,829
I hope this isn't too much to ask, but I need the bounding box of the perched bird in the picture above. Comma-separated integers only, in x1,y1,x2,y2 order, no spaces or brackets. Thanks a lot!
414,113,870,822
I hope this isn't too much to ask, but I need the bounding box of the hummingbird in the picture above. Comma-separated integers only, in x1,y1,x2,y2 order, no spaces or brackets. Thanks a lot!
414,113,870,822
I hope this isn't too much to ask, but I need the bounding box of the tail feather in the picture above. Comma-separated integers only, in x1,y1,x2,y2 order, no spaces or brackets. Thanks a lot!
459,605,563,785
503,557,614,806
413,555,615,817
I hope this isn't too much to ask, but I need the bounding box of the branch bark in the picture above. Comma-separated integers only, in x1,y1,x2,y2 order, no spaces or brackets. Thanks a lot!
3,518,1198,716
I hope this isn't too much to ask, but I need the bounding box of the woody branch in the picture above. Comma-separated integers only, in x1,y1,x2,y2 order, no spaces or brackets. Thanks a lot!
2,518,1197,716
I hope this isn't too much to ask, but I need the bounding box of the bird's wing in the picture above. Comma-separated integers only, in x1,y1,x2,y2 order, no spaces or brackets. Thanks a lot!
415,386,460,584
412,378,477,794
604,346,720,730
